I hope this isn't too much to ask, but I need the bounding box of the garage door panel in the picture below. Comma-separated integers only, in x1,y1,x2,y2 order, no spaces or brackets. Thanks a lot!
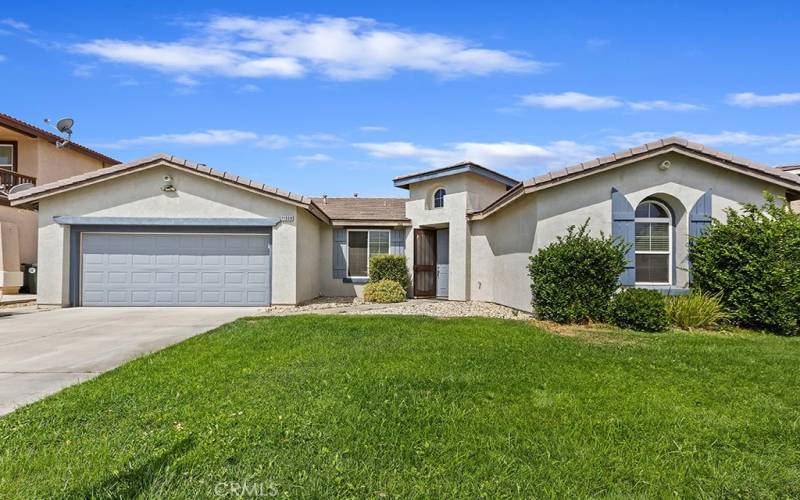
81,232,271,306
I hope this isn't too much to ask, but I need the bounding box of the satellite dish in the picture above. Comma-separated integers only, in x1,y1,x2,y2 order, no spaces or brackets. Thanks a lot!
8,182,34,194
55,118,74,135
43,117,74,149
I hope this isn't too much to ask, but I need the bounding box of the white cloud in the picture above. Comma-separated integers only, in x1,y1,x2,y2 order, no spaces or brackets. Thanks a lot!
174,74,200,86
295,133,343,148
359,125,388,132
292,153,332,165
608,130,800,150
73,39,305,78
72,63,95,77
521,92,703,112
72,15,541,82
627,100,705,112
727,92,800,107
354,139,597,169
1,19,30,32
521,92,623,111
100,129,261,149
255,134,291,149
237,83,262,93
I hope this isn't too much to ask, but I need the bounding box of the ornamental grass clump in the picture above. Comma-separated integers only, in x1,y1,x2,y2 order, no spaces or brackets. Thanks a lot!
665,292,728,330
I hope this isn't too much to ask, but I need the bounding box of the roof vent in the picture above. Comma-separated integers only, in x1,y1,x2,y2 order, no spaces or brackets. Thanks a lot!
322,194,328,204
353,193,358,197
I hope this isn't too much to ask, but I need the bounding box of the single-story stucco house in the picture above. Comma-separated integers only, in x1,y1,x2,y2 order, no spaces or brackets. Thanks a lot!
9,136,800,312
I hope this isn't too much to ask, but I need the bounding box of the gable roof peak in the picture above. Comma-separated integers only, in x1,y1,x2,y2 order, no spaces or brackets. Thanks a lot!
393,160,518,189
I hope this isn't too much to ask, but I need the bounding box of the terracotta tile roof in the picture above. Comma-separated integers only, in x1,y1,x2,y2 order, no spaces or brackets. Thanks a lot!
9,153,330,223
311,197,408,222
0,112,119,165
470,136,800,220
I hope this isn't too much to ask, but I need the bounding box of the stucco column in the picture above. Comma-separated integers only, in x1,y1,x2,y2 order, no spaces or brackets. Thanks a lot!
0,221,23,294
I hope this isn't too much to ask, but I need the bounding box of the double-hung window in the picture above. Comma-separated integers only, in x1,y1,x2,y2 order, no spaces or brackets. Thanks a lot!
347,229,390,278
0,142,15,171
634,200,671,284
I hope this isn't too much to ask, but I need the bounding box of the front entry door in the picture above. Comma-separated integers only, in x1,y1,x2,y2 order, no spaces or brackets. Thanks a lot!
414,229,436,297
436,229,449,297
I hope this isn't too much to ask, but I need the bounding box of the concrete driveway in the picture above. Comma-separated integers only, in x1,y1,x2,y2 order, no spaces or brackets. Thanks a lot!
0,307,261,416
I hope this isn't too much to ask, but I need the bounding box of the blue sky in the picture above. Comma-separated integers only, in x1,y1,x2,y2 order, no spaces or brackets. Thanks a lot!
2,1,800,196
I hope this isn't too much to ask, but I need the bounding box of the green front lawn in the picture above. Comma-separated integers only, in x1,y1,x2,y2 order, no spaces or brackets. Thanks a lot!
1,316,799,497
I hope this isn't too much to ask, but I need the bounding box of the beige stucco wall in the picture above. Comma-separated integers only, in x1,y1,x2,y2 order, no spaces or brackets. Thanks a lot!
35,163,307,306
0,206,37,264
469,152,785,312
296,209,322,303
0,129,107,182
35,141,107,184
405,172,511,301
1,130,109,275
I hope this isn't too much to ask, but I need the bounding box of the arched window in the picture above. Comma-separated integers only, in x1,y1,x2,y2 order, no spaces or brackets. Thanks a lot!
634,200,671,284
433,188,446,208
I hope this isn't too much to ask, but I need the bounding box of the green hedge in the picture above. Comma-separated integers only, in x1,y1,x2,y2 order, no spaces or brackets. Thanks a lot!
608,288,668,332
369,254,410,290
528,221,628,323
690,195,800,335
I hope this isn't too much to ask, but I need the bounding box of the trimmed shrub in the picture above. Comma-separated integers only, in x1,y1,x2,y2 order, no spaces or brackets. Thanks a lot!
363,279,407,303
690,194,800,335
608,288,668,332
666,292,728,330
369,254,410,290
528,221,628,323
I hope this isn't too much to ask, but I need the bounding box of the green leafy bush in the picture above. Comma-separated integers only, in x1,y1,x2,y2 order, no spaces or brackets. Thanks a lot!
690,194,800,335
608,288,668,332
369,254,410,290
666,292,728,330
528,221,628,323
363,279,407,303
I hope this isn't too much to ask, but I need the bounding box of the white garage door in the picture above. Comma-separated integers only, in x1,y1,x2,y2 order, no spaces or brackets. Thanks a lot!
81,232,271,306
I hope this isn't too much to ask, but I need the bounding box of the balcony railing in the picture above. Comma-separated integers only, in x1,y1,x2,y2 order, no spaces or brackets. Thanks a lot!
0,170,36,194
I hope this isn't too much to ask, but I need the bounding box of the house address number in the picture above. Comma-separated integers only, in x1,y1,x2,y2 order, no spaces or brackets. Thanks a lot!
280,215,295,222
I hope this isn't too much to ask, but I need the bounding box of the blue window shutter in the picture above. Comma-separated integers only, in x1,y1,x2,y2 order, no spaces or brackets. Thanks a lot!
611,187,636,285
688,190,712,283
390,229,405,255
689,190,712,238
332,228,347,279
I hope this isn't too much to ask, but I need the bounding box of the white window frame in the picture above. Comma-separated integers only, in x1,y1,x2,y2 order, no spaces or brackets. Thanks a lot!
0,143,14,170
634,200,672,286
346,229,390,279
432,187,446,209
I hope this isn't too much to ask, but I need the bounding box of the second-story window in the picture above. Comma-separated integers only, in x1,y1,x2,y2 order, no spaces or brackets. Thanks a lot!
433,188,446,208
0,142,14,171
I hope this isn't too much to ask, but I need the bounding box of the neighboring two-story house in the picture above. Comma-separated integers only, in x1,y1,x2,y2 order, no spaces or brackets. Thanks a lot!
0,113,118,294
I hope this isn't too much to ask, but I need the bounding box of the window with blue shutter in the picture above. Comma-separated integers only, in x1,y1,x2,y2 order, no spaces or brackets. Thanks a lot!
611,187,636,285
688,190,712,283
332,228,347,278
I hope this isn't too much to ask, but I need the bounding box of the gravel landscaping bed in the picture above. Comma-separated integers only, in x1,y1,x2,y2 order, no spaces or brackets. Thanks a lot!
262,296,532,320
